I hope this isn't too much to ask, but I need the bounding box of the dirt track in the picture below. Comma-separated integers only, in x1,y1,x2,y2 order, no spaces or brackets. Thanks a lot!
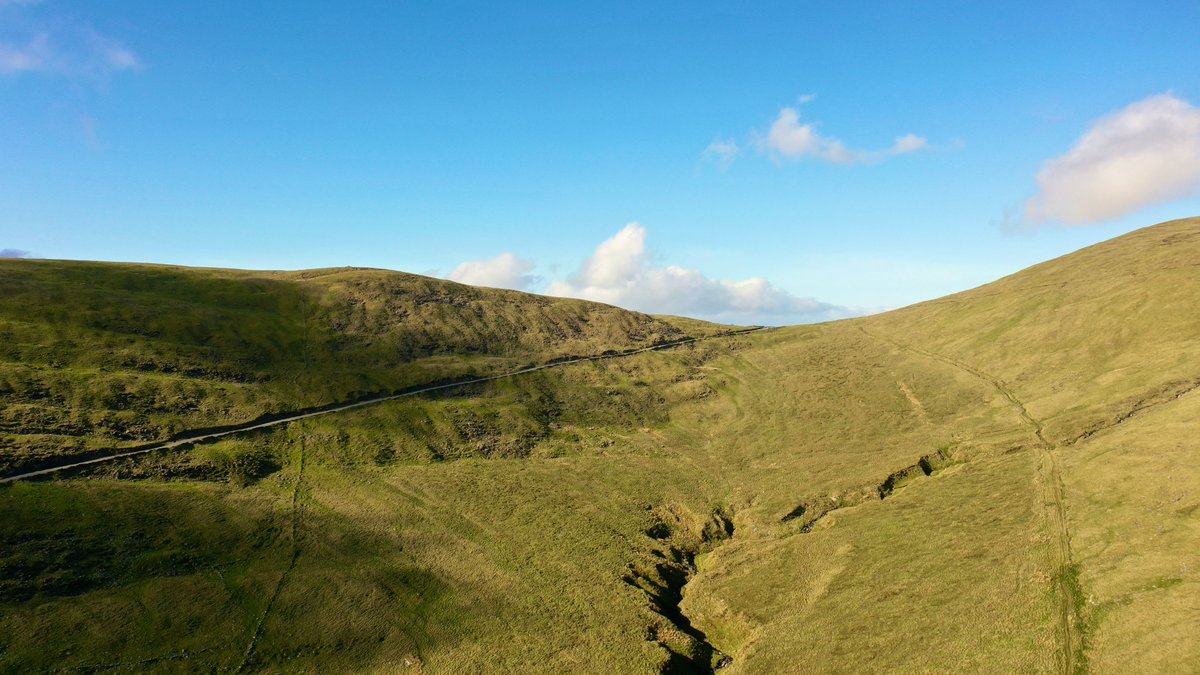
857,326,1082,675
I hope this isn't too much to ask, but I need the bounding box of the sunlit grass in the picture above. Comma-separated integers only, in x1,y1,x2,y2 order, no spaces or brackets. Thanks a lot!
1,217,1197,672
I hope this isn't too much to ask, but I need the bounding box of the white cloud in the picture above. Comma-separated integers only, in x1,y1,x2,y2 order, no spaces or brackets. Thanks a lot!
448,252,538,291
702,138,740,167
892,133,927,154
705,99,928,167
548,223,852,324
758,106,927,165
1024,94,1200,226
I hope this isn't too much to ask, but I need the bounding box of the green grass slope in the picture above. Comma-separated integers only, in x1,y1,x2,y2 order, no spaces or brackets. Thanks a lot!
865,217,1200,444
1,218,1197,673
0,260,722,475
678,217,1200,673
0,340,747,673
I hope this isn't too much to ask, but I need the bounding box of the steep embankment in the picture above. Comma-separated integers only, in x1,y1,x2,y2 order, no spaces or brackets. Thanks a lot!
0,261,725,475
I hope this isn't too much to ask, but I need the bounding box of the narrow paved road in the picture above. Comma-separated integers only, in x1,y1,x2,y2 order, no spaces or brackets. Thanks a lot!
0,328,765,484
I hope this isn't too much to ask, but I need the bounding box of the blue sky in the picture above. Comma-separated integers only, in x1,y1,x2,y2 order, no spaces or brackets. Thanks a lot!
3,1,1199,323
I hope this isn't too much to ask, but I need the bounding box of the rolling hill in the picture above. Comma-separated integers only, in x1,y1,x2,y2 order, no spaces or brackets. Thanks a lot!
0,217,1197,673
0,261,720,477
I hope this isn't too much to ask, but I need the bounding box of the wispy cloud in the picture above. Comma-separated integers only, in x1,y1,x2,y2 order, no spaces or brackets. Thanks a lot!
0,4,140,79
547,223,854,324
93,32,139,71
1023,93,1200,226
702,138,741,168
0,32,50,73
448,252,538,291
703,98,928,168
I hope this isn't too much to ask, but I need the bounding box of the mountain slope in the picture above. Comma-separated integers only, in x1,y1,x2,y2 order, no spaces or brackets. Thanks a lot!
0,261,718,475
679,217,1200,673
867,217,1200,444
0,218,1197,673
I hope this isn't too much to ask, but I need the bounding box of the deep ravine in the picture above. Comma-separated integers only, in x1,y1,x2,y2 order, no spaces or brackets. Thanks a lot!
624,505,736,673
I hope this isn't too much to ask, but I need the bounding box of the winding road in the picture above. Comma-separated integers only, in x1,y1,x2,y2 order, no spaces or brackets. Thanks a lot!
0,328,765,485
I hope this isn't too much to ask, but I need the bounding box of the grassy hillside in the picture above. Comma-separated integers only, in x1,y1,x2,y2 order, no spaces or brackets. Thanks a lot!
865,218,1200,444
1,218,1197,673
0,261,721,475
676,217,1200,673
0,339,747,672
